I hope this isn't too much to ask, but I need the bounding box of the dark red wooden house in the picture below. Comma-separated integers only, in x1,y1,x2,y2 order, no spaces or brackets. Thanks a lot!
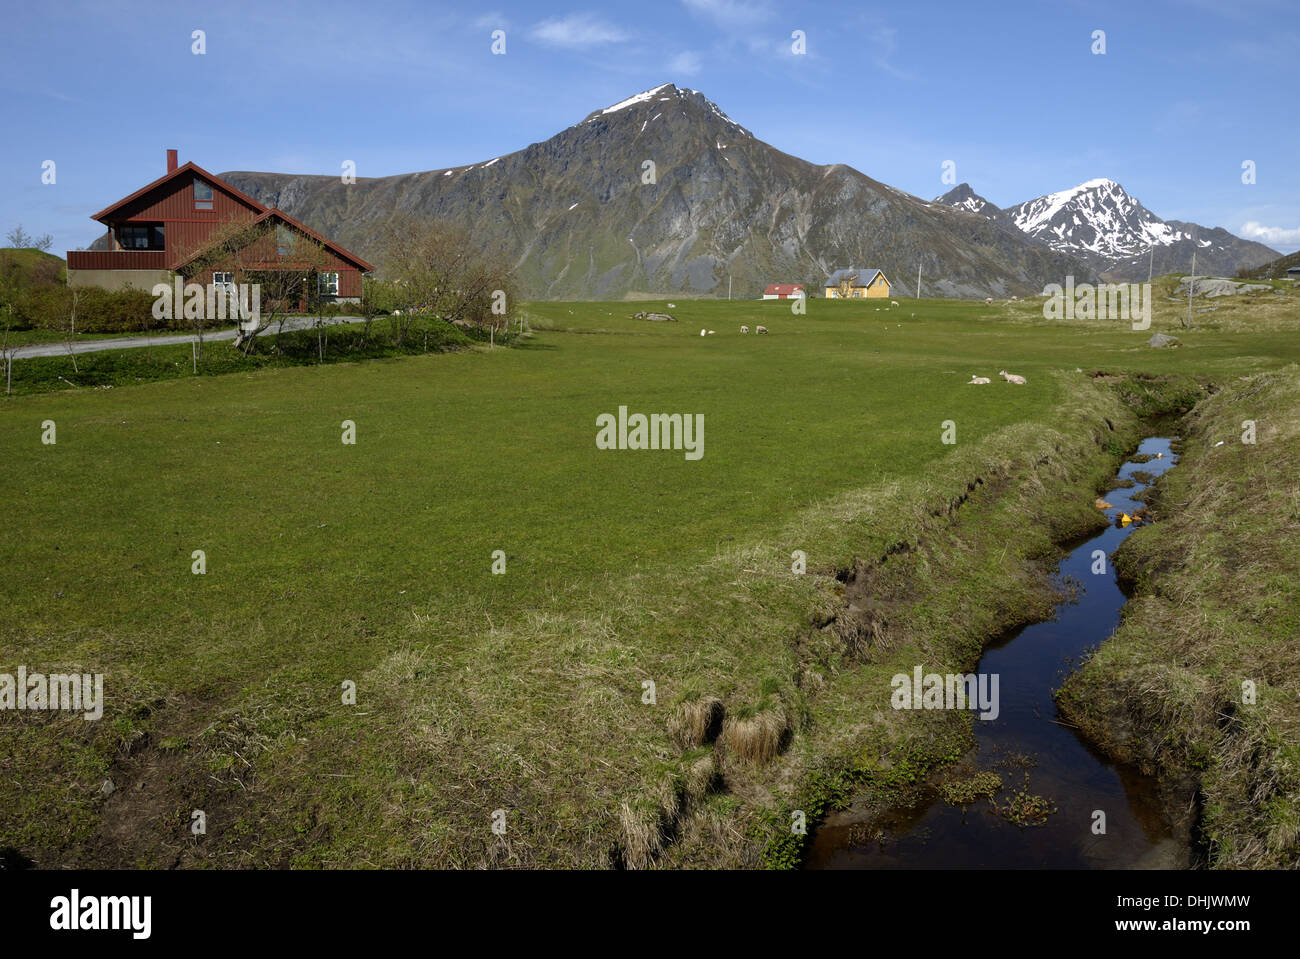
67,149,372,304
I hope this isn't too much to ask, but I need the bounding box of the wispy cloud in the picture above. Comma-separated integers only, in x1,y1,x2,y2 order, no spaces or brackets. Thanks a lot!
473,12,507,30
681,0,774,30
869,26,911,79
530,12,630,48
1239,221,1300,247
669,50,704,76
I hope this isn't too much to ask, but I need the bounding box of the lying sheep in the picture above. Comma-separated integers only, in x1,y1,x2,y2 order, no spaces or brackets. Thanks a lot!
985,297,993,305
999,369,1027,385
740,325,750,333
756,325,768,334
968,375,991,385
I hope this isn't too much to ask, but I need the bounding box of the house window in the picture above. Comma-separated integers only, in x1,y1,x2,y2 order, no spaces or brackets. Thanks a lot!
318,272,339,296
194,178,214,210
213,272,234,288
277,226,294,257
119,225,150,249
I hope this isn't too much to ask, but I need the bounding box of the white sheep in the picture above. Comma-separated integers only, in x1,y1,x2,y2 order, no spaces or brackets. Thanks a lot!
999,369,1027,385
891,300,899,307
756,325,768,334
707,330,716,335
667,303,677,308
740,325,749,333
700,329,707,336
984,297,993,305
968,375,991,385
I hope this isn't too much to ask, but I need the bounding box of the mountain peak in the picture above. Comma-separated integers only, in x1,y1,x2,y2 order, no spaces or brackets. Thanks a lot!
579,83,750,136
933,182,1001,218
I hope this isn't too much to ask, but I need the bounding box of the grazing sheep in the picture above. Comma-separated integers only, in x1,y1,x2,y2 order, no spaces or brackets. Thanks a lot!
968,375,991,385
740,325,749,333
985,297,993,305
756,325,768,334
700,329,707,336
999,369,1027,385
891,300,899,307
1010,295,1019,302
667,303,677,308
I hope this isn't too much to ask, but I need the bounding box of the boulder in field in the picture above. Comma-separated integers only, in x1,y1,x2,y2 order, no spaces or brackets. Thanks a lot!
1147,333,1181,348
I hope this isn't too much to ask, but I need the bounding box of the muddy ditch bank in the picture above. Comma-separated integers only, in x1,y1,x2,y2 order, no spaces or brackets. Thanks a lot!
1056,366,1300,869
804,436,1193,868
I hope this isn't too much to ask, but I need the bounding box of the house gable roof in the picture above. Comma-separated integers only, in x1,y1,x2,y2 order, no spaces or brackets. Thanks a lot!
170,206,375,273
255,208,375,273
90,161,266,222
763,283,805,295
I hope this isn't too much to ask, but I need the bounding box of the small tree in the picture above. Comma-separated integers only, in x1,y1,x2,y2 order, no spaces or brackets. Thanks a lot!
5,225,52,252
40,285,81,373
0,283,17,395
378,215,516,344
358,275,383,350
179,218,323,355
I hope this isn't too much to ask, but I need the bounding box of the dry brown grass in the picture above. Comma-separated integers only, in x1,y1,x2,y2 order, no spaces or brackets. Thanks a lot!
720,705,790,765
617,800,663,870
992,274,1300,335
667,696,724,749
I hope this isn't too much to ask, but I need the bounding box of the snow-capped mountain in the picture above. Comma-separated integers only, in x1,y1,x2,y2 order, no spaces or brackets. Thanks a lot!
1005,178,1194,260
935,178,1279,280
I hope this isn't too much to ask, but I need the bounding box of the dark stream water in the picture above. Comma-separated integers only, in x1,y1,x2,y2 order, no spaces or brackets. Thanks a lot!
806,437,1188,869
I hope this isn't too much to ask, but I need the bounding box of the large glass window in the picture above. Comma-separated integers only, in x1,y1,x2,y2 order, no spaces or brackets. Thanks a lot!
194,178,214,210
318,272,339,296
118,224,163,249
119,225,149,249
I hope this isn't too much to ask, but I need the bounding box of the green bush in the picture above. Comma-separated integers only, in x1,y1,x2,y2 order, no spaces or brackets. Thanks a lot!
5,284,178,334
68,287,174,334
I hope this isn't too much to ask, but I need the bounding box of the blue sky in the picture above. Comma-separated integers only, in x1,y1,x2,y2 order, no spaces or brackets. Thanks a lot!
2,0,1297,255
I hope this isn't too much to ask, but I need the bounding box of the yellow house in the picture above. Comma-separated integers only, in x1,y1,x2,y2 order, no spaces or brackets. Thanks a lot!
825,268,891,299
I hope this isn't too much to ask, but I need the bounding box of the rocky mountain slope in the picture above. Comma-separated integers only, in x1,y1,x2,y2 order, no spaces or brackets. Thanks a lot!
220,84,1090,299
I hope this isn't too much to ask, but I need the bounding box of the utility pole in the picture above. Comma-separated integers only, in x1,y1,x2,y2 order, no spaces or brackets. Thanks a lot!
916,263,922,299
728,275,732,301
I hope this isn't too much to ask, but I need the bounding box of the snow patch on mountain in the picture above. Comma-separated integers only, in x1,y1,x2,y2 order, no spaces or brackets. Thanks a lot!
601,84,673,115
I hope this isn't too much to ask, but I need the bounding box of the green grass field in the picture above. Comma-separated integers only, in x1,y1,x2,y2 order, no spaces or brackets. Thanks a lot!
3,288,1299,867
